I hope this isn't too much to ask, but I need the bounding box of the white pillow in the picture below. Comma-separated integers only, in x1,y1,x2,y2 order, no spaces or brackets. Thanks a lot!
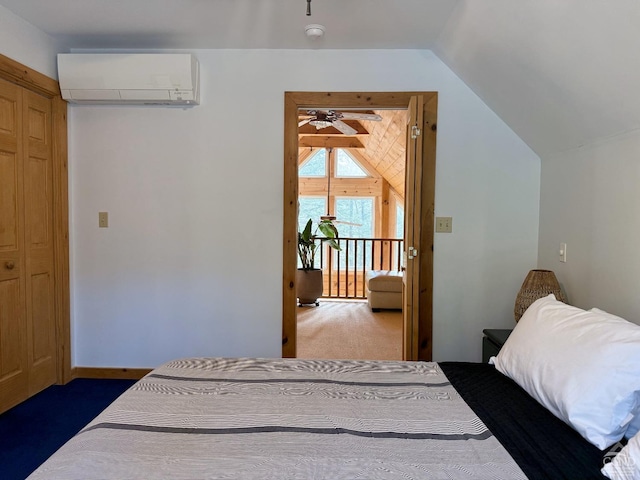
591,308,640,440
492,294,640,449
602,432,640,479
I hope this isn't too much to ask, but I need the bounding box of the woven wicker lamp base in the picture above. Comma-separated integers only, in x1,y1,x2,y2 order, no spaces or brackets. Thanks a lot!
514,269,567,322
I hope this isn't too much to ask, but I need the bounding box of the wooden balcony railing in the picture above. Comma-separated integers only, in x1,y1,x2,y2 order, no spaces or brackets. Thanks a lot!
317,237,404,299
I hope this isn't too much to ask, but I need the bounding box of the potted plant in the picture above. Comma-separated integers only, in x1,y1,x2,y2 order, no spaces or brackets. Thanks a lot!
297,218,341,306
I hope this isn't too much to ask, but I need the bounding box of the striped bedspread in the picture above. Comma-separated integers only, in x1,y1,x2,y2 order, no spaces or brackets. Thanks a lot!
28,358,526,479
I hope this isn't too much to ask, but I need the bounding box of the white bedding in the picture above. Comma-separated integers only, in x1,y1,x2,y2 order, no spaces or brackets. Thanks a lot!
28,357,526,479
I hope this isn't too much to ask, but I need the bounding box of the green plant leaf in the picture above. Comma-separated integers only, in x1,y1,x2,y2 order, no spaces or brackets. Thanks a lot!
318,221,338,239
298,217,342,269
301,218,313,243
325,239,341,251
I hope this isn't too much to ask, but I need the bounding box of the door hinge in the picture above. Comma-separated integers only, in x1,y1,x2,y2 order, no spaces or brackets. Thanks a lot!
407,247,418,259
411,125,421,139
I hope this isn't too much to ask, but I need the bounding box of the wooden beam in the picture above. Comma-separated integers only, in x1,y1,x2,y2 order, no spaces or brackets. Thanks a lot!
380,180,390,238
298,147,314,165
299,137,364,149
298,120,369,136
299,177,384,197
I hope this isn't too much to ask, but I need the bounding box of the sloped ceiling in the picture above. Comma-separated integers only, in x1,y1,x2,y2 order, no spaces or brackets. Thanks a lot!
0,0,459,49
1,0,638,157
435,0,640,156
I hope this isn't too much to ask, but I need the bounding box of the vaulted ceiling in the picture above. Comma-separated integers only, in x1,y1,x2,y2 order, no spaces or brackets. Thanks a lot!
298,110,407,198
1,0,638,157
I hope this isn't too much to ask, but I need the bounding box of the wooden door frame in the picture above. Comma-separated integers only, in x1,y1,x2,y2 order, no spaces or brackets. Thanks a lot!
0,53,71,384
282,91,437,360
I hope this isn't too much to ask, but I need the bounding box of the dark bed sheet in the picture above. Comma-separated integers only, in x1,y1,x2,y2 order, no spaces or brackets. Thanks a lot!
440,362,608,480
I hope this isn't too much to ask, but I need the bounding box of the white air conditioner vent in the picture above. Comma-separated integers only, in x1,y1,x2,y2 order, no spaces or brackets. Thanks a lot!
57,54,200,106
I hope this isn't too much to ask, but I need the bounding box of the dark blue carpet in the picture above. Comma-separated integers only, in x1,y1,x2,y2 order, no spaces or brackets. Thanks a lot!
0,378,136,480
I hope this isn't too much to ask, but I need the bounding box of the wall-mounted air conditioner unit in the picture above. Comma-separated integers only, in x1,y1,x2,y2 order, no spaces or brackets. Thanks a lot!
57,53,200,106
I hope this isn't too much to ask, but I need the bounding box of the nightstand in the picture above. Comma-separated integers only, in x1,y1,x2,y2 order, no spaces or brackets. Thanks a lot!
482,329,513,363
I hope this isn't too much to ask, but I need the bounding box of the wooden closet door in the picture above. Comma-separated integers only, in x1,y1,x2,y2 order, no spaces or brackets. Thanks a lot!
0,78,28,411
23,89,56,395
0,79,56,412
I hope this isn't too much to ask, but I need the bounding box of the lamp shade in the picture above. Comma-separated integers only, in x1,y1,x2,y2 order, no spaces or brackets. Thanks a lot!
514,269,567,321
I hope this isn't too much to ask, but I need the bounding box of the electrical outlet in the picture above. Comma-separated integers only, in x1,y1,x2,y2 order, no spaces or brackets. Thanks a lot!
435,216,452,233
98,212,109,228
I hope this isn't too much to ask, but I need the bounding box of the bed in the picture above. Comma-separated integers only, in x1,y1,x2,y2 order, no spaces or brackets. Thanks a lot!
27,357,603,479
28,296,640,479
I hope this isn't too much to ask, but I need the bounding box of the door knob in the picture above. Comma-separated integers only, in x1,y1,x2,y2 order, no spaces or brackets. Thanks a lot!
5,261,15,270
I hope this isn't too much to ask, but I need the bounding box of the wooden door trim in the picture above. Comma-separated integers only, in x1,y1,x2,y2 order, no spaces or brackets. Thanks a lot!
0,54,60,97
283,91,437,359
418,95,438,361
0,53,71,384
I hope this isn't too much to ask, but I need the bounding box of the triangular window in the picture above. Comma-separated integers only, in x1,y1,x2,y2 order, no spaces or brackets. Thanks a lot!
299,149,326,177
336,149,369,177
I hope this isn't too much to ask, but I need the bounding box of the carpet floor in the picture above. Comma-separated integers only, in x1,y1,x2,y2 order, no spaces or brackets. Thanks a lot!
297,300,403,360
0,378,135,480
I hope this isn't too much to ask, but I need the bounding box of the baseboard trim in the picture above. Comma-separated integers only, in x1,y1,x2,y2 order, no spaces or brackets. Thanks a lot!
72,367,152,380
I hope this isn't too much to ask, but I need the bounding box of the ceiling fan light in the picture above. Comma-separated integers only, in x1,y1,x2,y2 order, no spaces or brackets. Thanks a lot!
309,119,332,129
305,24,325,38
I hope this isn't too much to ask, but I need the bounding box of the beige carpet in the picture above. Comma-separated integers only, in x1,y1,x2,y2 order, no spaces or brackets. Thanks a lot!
296,300,403,361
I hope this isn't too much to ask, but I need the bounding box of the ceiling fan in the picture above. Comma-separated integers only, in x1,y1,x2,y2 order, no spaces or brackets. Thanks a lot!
298,110,382,135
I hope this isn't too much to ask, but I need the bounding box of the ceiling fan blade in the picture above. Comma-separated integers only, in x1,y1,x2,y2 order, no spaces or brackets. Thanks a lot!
339,112,382,121
298,118,313,127
332,119,358,135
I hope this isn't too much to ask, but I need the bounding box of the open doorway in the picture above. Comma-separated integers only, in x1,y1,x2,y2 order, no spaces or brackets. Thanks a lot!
282,92,437,361
296,112,406,360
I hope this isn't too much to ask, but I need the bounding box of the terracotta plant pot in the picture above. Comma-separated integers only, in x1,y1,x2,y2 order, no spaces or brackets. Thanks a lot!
296,269,323,305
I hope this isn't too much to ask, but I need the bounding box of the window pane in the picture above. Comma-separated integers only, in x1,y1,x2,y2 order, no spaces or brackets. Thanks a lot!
336,149,368,177
335,197,374,238
298,197,327,269
334,197,374,270
299,149,326,177
298,197,326,232
396,204,404,239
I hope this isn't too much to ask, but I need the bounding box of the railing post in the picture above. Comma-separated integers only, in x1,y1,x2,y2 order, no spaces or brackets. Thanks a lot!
354,239,358,298
363,239,368,297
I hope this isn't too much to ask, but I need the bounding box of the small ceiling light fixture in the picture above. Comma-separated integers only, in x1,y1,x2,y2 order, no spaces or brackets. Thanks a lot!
308,112,332,129
305,24,325,39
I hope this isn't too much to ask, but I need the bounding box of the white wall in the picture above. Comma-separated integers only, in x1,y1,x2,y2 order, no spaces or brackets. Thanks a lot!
68,49,540,367
0,5,63,78
435,0,640,157
538,130,640,323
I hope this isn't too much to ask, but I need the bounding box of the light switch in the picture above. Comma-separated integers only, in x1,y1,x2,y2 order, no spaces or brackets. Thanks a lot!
98,212,109,228
435,217,452,233
559,242,567,263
